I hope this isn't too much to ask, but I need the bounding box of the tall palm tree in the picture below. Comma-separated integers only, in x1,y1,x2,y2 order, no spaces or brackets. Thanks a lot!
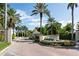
31,3,50,34
48,17,54,35
7,8,21,35
21,25,28,37
67,3,78,40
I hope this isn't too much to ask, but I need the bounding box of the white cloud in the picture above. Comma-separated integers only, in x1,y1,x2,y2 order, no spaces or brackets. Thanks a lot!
16,9,79,30
16,9,47,30
16,9,32,20
28,18,47,26
59,18,79,30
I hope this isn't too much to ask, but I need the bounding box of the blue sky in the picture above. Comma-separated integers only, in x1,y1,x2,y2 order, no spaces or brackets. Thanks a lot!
9,3,79,30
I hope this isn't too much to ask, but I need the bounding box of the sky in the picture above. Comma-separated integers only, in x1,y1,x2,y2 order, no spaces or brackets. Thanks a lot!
9,3,79,30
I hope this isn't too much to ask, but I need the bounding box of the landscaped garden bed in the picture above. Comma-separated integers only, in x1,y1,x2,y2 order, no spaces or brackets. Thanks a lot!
40,39,76,46
0,42,11,51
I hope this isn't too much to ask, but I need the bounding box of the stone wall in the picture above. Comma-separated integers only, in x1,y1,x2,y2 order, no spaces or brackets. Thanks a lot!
40,35,59,41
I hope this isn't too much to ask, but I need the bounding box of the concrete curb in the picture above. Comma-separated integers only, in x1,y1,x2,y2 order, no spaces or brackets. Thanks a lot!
0,43,12,56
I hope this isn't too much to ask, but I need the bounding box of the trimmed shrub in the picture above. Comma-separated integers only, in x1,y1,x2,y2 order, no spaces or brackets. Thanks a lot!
40,40,53,45
62,40,76,46
40,40,75,46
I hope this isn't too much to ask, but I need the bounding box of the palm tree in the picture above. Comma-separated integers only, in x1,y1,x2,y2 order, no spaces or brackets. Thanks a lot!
21,25,28,37
67,3,78,40
7,8,21,35
15,26,21,37
31,3,50,34
48,17,55,35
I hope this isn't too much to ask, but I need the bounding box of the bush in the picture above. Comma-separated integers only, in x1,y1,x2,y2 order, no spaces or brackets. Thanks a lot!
59,33,75,40
0,34,5,41
40,40,53,45
12,34,16,39
40,40,76,46
62,40,76,46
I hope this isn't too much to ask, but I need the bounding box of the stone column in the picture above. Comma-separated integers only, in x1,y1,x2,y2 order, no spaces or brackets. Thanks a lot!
7,28,13,43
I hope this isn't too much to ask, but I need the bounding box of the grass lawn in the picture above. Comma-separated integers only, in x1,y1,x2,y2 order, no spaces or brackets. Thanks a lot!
0,42,11,51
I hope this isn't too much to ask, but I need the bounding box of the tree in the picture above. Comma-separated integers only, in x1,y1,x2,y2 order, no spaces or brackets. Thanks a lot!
31,3,50,34
15,25,28,37
63,23,72,32
67,3,78,40
21,25,28,37
47,18,61,35
0,3,5,29
47,17,55,34
15,26,21,36
7,8,21,35
59,23,72,40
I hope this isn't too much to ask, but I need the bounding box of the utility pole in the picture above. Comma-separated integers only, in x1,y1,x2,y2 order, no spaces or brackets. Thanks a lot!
5,3,7,41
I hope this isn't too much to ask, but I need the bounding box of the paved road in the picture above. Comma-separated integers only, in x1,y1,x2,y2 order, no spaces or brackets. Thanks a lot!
1,37,79,56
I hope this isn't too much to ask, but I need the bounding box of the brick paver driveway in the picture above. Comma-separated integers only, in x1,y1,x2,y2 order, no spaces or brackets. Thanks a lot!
1,37,79,56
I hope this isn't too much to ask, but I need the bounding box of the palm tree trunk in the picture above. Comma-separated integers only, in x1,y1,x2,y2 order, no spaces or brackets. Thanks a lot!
71,7,74,40
40,12,42,34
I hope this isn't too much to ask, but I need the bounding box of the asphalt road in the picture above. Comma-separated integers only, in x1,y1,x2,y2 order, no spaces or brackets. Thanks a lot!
1,37,79,56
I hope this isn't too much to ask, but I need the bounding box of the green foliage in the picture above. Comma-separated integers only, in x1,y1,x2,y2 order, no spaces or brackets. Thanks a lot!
59,23,73,40
7,8,21,28
40,40,53,45
16,30,32,37
46,20,61,35
12,34,16,39
15,25,32,37
0,42,11,51
0,34,5,41
31,3,50,34
61,40,76,46
0,4,5,29
40,40,75,46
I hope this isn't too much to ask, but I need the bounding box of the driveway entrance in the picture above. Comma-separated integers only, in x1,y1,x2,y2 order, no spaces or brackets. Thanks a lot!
1,37,79,56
